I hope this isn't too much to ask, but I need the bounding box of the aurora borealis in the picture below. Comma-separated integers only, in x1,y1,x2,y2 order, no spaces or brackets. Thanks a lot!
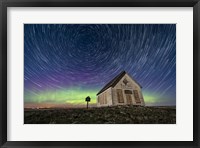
24,24,176,108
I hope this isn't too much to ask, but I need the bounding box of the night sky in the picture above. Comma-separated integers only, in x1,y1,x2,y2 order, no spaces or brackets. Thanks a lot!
24,24,176,108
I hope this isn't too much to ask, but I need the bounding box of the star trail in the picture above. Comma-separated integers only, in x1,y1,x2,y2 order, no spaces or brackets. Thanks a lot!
24,24,176,108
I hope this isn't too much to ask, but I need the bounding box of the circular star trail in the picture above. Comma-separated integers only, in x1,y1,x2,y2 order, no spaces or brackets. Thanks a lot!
24,24,176,107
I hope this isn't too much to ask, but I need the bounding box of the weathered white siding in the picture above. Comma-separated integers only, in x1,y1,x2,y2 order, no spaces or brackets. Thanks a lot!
111,88,118,105
139,90,145,106
97,88,112,107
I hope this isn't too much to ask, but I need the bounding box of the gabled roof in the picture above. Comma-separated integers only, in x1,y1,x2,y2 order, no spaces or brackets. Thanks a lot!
96,71,142,95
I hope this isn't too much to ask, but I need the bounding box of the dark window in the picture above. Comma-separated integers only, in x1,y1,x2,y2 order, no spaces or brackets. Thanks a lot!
124,90,132,94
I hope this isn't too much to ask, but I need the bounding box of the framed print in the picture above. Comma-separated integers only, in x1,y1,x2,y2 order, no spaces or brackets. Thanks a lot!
0,0,200,148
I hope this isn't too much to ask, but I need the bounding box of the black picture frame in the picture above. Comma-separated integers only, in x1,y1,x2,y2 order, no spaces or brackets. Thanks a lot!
0,0,199,147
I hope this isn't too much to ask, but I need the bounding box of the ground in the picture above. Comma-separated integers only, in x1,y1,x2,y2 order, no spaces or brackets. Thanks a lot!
24,105,176,124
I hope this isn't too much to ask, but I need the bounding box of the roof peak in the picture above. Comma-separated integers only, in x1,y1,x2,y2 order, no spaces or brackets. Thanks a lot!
96,70,142,96
96,71,127,95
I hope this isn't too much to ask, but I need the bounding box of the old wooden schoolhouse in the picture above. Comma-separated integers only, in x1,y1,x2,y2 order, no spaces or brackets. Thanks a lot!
97,71,145,107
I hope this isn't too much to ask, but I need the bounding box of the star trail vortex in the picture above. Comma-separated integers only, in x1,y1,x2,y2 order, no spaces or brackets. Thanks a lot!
24,24,176,108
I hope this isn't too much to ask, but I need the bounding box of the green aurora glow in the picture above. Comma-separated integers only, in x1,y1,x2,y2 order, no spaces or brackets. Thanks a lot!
25,87,98,105
24,88,173,107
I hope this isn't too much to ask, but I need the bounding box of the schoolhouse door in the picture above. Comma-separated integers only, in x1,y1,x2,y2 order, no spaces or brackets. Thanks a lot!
126,94,132,104
124,90,133,104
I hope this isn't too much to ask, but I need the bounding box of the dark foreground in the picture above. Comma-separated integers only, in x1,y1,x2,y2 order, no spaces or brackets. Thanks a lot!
24,106,176,124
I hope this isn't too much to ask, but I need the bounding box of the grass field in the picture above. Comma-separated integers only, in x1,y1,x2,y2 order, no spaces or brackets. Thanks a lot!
24,105,176,124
